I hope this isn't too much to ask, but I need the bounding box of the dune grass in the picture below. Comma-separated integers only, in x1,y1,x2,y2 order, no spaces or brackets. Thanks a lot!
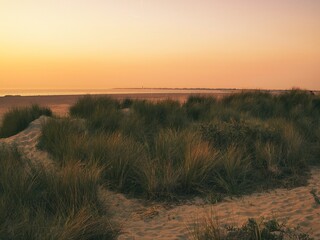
38,90,320,200
39,119,218,199
0,104,52,138
191,216,312,240
138,130,219,199
3,90,318,239
0,145,118,239
185,95,216,121
69,95,120,119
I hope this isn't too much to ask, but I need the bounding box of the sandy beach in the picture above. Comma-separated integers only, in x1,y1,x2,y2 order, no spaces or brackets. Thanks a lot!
0,92,232,122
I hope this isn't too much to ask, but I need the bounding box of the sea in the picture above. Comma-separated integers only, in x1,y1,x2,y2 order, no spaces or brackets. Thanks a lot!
0,88,241,97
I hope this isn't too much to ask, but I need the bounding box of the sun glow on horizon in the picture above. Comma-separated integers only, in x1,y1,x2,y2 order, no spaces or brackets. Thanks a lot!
1,1,320,90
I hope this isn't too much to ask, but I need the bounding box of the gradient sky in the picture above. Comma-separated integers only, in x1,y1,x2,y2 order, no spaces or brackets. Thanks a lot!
1,0,320,90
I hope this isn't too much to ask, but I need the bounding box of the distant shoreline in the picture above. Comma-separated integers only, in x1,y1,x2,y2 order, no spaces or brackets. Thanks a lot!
0,92,233,121
0,88,238,97
1,88,319,98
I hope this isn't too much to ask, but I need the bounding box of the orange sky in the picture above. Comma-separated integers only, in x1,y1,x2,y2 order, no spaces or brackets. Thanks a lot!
1,1,320,90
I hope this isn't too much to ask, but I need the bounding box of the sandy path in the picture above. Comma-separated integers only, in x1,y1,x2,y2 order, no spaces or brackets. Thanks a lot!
1,117,320,239
100,171,320,240
0,116,55,171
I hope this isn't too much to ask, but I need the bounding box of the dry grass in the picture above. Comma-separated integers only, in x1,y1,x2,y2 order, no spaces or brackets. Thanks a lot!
0,145,118,239
0,104,52,138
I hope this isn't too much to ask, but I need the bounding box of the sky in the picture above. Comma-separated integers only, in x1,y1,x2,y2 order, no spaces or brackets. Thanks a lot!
0,0,320,90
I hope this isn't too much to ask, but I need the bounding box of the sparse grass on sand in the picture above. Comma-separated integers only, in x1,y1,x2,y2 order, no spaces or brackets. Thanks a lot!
191,215,313,240
0,145,118,239
0,104,52,138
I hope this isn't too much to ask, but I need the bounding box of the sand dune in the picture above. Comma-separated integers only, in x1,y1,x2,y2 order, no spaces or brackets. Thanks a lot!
1,117,320,239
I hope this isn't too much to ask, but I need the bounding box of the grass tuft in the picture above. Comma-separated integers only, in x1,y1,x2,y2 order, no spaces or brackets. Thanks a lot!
0,145,118,239
69,95,119,119
0,104,52,138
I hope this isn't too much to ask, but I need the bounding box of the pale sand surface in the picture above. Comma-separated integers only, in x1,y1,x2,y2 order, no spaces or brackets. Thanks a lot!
1,116,320,239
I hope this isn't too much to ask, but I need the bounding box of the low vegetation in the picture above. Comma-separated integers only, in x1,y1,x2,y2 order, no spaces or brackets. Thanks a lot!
0,145,118,239
0,104,52,138
310,189,320,205
39,90,320,200
191,216,312,240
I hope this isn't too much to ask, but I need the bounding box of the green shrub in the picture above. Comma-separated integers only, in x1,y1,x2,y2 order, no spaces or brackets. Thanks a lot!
0,105,52,138
200,119,282,150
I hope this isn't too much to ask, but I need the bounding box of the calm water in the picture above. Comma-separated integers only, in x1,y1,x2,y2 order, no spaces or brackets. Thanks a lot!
0,88,239,97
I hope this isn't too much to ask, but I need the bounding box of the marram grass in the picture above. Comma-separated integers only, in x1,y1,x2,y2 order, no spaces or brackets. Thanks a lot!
38,90,320,200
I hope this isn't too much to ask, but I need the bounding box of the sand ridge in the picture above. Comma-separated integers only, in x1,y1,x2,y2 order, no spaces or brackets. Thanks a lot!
1,117,320,239
0,116,55,171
